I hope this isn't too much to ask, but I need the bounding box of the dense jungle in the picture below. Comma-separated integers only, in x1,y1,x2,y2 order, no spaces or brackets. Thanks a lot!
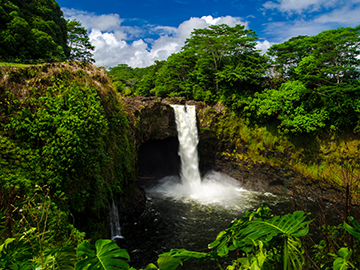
0,0,360,269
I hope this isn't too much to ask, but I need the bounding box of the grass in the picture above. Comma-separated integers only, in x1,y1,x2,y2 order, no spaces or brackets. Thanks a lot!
0,62,35,67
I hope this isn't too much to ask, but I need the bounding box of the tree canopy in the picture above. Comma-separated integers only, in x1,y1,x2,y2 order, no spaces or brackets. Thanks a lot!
109,24,360,135
0,0,68,62
153,24,269,104
257,26,360,134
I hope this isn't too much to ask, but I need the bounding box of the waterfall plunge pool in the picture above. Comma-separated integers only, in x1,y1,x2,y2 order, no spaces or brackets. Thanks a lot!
120,173,290,270
119,104,291,269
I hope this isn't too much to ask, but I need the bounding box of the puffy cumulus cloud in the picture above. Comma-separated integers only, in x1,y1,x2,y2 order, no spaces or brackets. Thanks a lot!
62,8,124,32
256,40,273,54
63,9,247,68
263,0,343,14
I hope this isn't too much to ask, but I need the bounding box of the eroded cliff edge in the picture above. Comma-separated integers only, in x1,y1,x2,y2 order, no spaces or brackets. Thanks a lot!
122,96,360,205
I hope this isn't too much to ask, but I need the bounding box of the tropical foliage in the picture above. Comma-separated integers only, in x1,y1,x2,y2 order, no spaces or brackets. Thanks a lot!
0,0,68,62
1,0,360,268
109,24,268,105
0,63,135,241
1,205,359,269
110,25,360,136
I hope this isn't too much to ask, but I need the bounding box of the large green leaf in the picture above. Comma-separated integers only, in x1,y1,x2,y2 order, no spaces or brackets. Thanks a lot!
240,211,311,241
157,255,182,270
161,248,215,261
141,255,183,270
344,216,360,239
75,239,130,270
238,211,311,269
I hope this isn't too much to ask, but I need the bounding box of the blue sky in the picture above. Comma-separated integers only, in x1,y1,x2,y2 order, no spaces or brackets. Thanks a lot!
57,0,360,68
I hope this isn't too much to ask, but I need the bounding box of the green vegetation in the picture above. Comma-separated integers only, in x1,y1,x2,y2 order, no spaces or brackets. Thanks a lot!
110,24,360,199
0,0,94,64
1,205,359,269
107,63,154,96
110,24,268,105
110,25,360,136
0,0,68,62
0,62,34,67
0,62,135,243
1,0,360,267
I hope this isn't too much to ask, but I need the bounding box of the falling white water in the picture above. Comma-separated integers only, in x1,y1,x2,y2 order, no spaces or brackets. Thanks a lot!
144,104,283,209
171,105,201,190
109,200,123,239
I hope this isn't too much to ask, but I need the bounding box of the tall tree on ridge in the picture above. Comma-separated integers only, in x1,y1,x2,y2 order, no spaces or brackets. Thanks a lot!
67,19,95,63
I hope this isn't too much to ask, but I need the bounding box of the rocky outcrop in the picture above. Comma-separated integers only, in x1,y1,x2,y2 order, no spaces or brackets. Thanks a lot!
121,96,359,205
121,96,208,148
121,96,289,194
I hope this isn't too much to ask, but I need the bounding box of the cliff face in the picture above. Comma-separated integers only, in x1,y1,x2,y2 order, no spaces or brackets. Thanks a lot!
0,62,143,239
121,96,291,194
122,96,360,205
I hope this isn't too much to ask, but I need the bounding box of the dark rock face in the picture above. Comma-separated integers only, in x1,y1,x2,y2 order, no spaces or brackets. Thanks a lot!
137,137,180,179
120,96,358,219
121,97,296,196
122,96,178,148
122,96,212,179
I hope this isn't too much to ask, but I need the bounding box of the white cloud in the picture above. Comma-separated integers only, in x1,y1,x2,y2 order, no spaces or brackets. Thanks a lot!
262,2,360,42
314,4,360,24
256,40,273,54
263,0,343,14
62,8,124,32
62,9,247,68
263,20,327,42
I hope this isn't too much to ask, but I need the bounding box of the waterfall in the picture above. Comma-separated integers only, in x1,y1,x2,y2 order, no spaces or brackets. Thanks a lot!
171,104,201,190
109,199,123,239
146,103,246,205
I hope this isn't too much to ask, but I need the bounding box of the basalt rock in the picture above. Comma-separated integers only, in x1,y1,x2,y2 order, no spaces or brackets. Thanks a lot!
121,96,358,205
121,97,286,193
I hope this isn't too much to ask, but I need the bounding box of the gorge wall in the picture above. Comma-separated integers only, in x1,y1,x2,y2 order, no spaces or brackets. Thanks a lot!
2,62,358,243
121,97,297,194
122,96,360,205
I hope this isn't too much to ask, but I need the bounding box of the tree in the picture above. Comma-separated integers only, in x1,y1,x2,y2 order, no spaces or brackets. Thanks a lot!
67,19,95,63
136,60,165,96
152,24,268,105
268,26,360,89
183,24,262,94
108,64,149,96
0,0,68,62
267,35,312,78
154,50,197,99
266,26,360,133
